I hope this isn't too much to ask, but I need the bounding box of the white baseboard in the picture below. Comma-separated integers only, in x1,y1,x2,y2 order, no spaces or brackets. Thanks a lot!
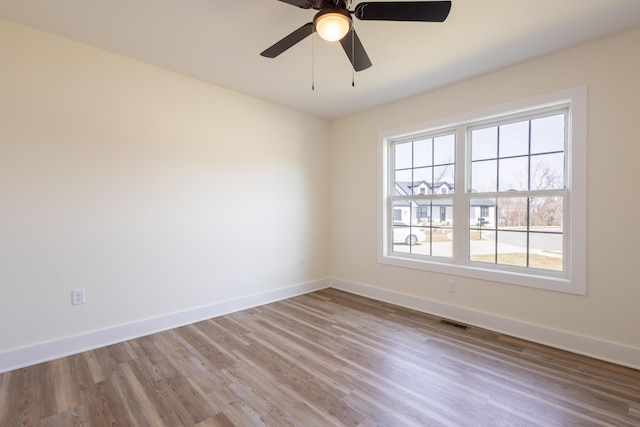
330,278,640,371
4,277,638,374
0,279,329,374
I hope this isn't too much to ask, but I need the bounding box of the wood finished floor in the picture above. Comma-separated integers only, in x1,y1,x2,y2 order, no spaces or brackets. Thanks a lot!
1,288,639,426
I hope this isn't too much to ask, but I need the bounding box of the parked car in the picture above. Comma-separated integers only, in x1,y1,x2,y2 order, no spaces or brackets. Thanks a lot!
393,221,424,245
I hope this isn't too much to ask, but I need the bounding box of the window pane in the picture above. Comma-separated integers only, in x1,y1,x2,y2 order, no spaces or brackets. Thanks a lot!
530,153,564,190
497,231,527,267
413,138,433,168
471,160,497,192
470,198,496,229
471,126,498,161
531,114,565,154
499,156,528,191
434,165,455,188
434,134,455,166
393,200,412,225
470,228,496,264
429,226,453,258
433,200,453,225
469,196,495,263
530,196,563,227
499,121,529,158
529,232,563,271
395,142,412,170
497,197,528,229
412,167,431,193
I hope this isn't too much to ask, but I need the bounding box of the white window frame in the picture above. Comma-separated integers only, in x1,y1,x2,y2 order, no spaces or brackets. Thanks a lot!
378,87,587,295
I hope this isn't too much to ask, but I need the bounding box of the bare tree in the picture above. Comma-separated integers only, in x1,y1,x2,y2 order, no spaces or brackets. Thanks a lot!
530,159,563,191
499,198,527,227
431,157,455,190
501,160,563,227
530,160,563,226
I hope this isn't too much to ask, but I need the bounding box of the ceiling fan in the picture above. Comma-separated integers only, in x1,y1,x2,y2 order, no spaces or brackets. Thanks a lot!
260,0,452,71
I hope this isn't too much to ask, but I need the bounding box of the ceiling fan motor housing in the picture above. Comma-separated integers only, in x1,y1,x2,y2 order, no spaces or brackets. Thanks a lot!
313,7,353,39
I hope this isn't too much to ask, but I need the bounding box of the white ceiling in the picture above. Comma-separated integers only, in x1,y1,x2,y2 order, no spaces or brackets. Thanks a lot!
2,0,640,119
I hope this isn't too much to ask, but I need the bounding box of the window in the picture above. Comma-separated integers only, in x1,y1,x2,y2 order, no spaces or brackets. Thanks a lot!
417,206,429,221
379,87,587,294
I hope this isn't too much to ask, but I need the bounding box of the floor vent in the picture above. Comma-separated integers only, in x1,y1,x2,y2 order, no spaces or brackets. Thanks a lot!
440,319,469,330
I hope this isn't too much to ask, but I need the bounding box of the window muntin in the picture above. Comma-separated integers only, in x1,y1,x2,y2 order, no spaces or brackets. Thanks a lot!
468,196,564,272
379,87,586,294
391,133,455,259
467,112,567,274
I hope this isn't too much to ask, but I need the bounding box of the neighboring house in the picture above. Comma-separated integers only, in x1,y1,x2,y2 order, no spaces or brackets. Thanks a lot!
394,181,495,226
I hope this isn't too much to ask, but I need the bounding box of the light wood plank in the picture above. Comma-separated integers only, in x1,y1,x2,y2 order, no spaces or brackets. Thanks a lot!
1,288,639,426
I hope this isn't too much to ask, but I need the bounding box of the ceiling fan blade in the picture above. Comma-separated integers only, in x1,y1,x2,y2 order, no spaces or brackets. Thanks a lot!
354,1,451,22
260,23,315,58
276,0,313,8
339,29,372,72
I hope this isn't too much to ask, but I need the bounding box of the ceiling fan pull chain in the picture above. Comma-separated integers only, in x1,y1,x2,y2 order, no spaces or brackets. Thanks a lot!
312,32,315,91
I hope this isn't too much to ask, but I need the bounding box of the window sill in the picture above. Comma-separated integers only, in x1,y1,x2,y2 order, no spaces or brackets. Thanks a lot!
378,253,585,295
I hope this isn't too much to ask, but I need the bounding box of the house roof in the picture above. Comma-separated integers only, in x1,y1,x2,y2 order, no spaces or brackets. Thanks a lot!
396,181,455,196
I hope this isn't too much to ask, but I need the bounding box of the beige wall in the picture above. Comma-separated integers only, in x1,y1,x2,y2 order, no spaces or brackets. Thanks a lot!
2,14,639,364
0,19,330,352
330,28,640,350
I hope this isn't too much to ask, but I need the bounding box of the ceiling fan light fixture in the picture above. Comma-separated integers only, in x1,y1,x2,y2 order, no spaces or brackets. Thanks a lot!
314,10,351,42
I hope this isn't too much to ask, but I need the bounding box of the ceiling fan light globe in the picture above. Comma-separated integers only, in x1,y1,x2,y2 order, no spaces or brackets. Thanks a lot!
315,12,351,42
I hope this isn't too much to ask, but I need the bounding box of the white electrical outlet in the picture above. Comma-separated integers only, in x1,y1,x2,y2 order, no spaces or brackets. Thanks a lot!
72,288,86,305
447,280,456,293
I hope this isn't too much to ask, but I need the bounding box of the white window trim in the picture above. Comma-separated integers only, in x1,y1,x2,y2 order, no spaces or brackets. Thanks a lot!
378,86,587,295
